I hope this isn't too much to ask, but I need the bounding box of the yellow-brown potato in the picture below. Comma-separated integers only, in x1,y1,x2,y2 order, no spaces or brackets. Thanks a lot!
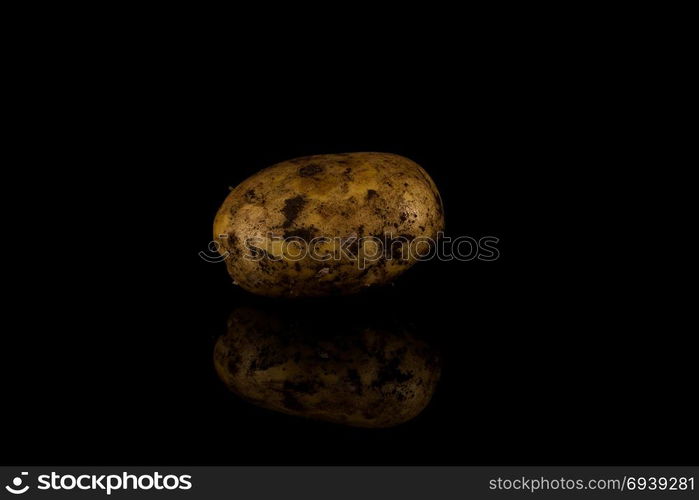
213,305,441,428
213,152,444,297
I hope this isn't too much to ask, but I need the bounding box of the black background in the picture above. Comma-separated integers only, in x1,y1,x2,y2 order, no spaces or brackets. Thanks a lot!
3,29,694,466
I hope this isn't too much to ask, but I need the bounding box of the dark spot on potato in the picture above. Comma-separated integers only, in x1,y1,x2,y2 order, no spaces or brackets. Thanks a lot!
283,380,316,394
294,262,301,272
282,392,305,411
248,245,264,259
399,212,408,223
224,233,241,255
366,189,378,200
356,266,372,280
388,238,408,260
284,226,316,242
372,357,413,388
226,356,241,376
256,253,276,275
249,345,284,372
348,238,360,257
245,189,258,202
346,368,363,395
282,195,307,228
298,164,324,177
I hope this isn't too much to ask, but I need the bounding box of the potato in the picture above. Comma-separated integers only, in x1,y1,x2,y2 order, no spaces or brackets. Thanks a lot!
213,305,441,428
213,152,444,297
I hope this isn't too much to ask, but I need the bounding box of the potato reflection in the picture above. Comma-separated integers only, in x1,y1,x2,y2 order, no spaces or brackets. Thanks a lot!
214,304,440,428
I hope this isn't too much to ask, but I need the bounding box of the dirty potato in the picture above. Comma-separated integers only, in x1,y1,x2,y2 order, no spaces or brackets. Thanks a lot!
213,306,441,428
213,152,444,298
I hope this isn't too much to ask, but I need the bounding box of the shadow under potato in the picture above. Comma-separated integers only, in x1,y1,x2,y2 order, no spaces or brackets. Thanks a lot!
213,301,441,428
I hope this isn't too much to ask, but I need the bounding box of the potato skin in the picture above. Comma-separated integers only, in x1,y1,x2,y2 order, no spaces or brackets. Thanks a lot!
213,152,444,298
213,306,441,428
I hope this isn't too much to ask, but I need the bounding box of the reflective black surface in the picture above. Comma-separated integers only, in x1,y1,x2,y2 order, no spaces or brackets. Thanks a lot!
214,301,441,428
6,97,695,465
